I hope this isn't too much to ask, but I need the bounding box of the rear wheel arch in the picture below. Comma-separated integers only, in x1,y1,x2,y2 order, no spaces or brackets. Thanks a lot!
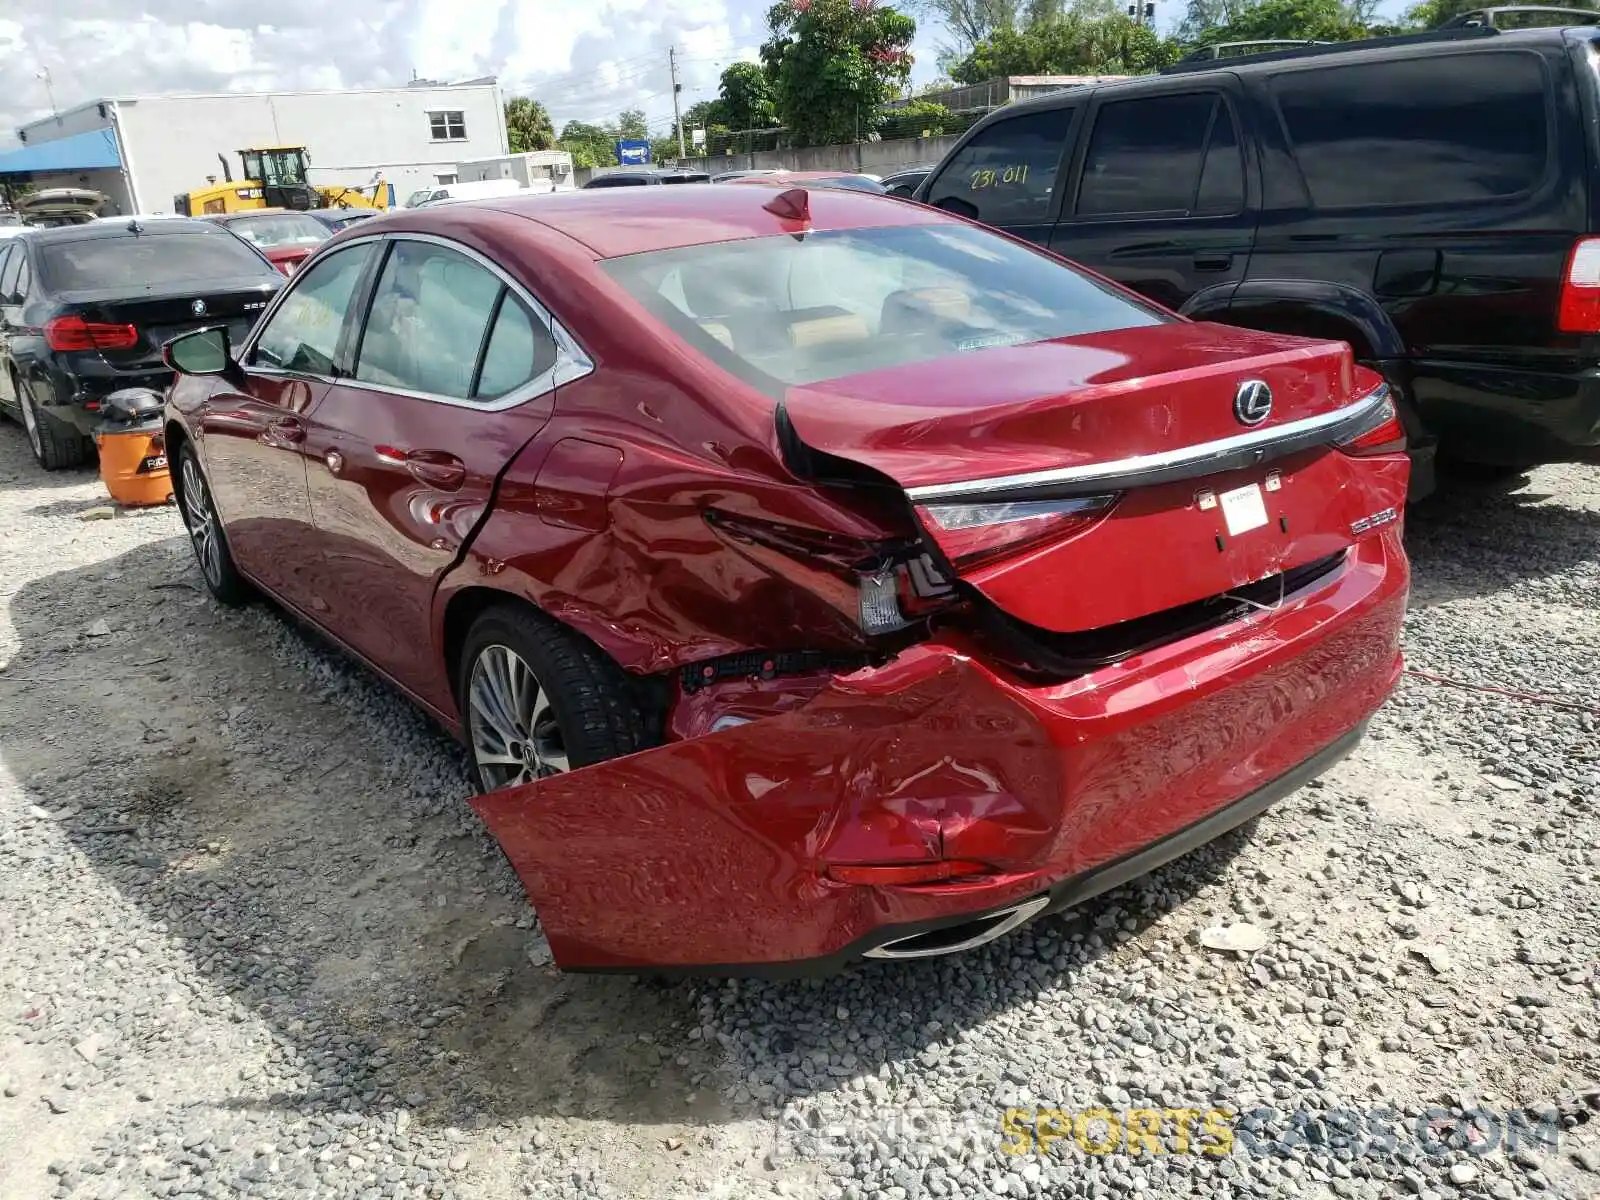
1196,279,1406,363
441,586,664,787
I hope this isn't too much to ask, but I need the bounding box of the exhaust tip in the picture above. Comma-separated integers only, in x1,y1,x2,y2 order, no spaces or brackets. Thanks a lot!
862,895,1051,961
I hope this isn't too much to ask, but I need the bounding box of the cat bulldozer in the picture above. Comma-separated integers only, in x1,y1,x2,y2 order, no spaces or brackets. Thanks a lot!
174,147,390,216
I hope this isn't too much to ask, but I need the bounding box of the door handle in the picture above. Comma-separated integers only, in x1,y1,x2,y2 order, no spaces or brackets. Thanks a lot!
403,449,467,491
1192,252,1233,272
270,415,306,443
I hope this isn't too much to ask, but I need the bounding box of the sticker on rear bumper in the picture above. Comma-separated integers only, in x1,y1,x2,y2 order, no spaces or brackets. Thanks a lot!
1219,483,1269,536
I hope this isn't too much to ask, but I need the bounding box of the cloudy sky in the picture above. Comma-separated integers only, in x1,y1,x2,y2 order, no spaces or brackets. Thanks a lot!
0,0,965,148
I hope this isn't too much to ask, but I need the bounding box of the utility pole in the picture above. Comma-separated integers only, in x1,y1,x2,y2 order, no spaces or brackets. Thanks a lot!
670,46,687,161
36,67,58,118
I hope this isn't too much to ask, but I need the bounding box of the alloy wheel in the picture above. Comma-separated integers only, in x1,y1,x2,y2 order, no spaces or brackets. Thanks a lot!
467,643,569,789
180,456,223,588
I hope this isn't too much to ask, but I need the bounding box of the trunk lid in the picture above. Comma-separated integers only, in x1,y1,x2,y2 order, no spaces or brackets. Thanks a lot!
55,280,278,369
782,322,1403,634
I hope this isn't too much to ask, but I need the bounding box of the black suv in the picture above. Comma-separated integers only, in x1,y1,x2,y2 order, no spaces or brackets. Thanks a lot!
915,21,1600,491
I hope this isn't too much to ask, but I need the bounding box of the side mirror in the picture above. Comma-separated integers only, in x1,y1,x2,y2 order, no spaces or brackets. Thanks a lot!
164,325,233,376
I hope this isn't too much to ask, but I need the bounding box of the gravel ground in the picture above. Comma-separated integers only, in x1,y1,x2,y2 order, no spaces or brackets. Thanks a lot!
1,419,1596,1200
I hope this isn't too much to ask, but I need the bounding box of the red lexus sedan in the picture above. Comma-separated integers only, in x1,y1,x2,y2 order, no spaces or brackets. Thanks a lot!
161,185,1411,975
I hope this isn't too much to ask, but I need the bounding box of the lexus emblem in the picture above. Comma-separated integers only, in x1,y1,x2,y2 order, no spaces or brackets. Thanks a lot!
1233,379,1273,426
190,298,206,316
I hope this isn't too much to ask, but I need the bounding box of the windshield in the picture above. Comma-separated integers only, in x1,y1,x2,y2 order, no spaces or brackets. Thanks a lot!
405,189,434,207
40,232,277,290
602,224,1165,396
226,214,329,249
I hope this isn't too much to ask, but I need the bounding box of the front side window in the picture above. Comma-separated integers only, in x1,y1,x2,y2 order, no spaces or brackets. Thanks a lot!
1077,93,1239,217
603,223,1165,398
1272,52,1549,208
252,243,375,374
429,111,468,141
923,107,1075,226
355,240,540,400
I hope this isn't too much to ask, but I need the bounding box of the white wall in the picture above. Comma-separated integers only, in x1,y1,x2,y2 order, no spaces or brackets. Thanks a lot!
108,86,506,213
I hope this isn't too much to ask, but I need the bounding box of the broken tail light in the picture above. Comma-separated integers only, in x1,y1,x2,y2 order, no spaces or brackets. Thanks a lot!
914,495,1120,570
45,316,139,352
1335,383,1407,458
1558,236,1600,333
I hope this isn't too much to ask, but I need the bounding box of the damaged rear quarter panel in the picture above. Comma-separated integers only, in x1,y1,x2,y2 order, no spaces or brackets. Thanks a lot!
469,645,1061,970
437,363,911,677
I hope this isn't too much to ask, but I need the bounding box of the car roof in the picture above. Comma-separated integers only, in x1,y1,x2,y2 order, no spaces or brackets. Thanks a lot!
415,183,952,258
21,217,228,244
994,24,1582,116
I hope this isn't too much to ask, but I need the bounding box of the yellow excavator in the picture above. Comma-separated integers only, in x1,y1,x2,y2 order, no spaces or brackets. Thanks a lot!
174,147,390,216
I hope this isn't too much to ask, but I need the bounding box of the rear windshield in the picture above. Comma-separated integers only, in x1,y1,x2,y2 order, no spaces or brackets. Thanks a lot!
602,224,1165,396
224,214,329,250
40,232,274,290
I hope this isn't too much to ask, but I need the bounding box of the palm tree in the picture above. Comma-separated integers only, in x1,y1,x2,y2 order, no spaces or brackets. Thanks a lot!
505,97,556,153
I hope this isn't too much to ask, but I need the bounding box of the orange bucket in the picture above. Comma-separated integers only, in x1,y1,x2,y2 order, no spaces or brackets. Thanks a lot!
94,389,172,507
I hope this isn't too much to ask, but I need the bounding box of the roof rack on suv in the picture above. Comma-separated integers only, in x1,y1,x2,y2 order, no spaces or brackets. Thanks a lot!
1160,25,1500,73
1176,39,1330,62
1437,5,1600,26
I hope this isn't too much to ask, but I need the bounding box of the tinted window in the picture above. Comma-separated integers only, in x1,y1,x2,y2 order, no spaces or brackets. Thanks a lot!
253,243,374,375
603,224,1164,398
355,241,503,399
12,251,31,301
1078,94,1219,217
924,107,1075,225
1273,52,1548,207
39,232,275,290
1196,102,1245,214
476,296,558,398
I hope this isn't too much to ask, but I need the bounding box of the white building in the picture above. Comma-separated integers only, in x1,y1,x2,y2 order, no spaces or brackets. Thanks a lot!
0,80,509,216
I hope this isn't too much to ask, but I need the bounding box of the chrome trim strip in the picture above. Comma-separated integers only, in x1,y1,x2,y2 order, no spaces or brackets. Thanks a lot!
906,384,1391,503
861,895,1051,960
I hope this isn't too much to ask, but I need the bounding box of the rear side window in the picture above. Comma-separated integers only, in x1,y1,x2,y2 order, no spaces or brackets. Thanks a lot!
1077,93,1243,217
39,232,276,290
924,107,1075,225
0,245,19,299
1272,52,1549,208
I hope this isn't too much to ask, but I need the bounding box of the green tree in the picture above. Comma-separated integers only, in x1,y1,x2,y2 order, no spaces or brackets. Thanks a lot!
558,120,618,169
951,11,1179,82
1196,0,1371,43
762,0,918,146
880,98,954,138
504,96,556,153
616,108,650,140
717,61,778,130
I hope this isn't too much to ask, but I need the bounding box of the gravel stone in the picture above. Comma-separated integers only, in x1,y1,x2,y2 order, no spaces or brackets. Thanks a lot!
1,421,1597,1200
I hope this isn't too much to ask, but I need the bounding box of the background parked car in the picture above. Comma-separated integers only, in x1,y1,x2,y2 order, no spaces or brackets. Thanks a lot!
879,164,935,198
914,24,1600,489
724,171,887,194
202,208,332,276
0,217,282,469
582,169,711,187
407,179,528,208
311,208,381,233
161,185,1409,974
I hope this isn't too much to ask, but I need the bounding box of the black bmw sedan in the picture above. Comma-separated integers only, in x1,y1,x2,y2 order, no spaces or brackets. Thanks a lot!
0,217,282,469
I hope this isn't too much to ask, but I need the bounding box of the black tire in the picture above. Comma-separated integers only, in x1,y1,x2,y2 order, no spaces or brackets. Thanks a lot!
456,603,652,793
17,376,93,470
175,444,252,606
